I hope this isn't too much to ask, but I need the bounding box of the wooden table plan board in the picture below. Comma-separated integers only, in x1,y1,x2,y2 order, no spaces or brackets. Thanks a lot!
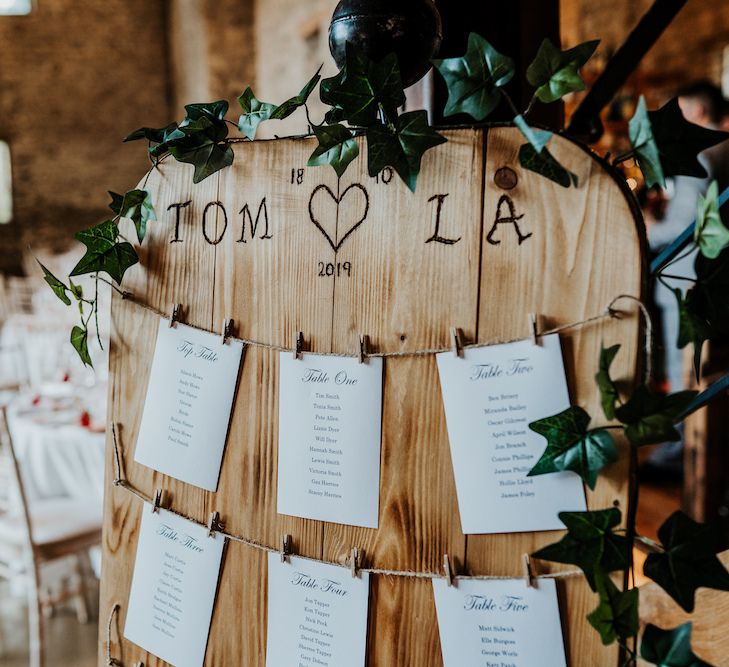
99,127,645,666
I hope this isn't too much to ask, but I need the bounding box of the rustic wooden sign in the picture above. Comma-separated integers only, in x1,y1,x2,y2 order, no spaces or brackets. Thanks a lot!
99,127,644,666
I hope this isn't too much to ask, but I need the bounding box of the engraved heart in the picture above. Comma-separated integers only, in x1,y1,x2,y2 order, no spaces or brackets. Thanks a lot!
308,183,370,253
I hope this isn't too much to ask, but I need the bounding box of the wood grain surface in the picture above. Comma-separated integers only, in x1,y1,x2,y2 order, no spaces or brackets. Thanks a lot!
98,128,645,667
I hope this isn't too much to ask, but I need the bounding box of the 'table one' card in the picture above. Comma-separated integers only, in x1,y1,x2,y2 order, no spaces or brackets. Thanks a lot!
432,577,567,667
124,505,225,667
436,334,586,534
277,352,383,528
266,553,371,667
134,318,244,491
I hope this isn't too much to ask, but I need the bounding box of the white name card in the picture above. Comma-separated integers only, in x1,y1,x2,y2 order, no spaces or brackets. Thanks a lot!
433,577,567,667
266,553,371,667
277,352,383,528
124,505,225,667
134,318,244,491
436,335,586,534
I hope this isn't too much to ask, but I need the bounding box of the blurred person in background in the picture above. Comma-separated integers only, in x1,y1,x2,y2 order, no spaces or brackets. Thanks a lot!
643,81,729,480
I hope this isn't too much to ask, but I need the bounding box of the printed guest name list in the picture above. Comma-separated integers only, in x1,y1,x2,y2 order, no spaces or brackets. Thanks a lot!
436,334,586,534
278,353,383,528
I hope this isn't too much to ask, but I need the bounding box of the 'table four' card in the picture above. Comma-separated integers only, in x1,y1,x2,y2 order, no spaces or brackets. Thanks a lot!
432,577,567,667
436,334,586,534
277,352,383,528
134,318,244,491
266,553,371,667
124,505,225,667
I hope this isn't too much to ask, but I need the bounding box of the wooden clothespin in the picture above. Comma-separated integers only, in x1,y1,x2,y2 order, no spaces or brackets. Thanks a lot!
528,312,540,346
293,332,304,360
443,554,454,587
358,335,370,364
169,303,182,328
207,511,221,538
221,318,234,345
151,489,164,514
350,547,361,578
522,553,535,588
280,534,291,563
450,327,464,357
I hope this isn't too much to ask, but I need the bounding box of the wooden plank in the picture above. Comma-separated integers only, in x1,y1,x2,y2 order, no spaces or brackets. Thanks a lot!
99,129,643,666
98,160,221,667
638,550,729,666
466,127,644,666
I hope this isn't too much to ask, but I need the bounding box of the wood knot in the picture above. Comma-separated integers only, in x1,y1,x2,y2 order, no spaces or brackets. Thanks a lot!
494,166,518,190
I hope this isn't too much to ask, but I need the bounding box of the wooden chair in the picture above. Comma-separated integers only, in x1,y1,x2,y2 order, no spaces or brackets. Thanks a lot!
0,406,102,667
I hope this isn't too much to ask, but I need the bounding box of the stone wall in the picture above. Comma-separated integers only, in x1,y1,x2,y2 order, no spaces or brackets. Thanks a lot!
0,0,173,274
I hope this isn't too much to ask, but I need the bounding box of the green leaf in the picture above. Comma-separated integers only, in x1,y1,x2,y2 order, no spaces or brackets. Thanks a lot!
320,44,405,126
587,572,639,646
532,508,631,591
307,123,360,178
614,385,697,446
70,325,92,368
675,288,710,381
513,115,552,153
70,220,139,285
641,623,713,667
37,259,71,306
432,32,515,121
237,87,276,140
649,98,729,181
270,66,322,120
366,110,446,192
518,143,578,188
596,343,621,420
123,122,178,144
180,100,229,124
109,189,156,244
644,511,729,613
629,96,665,189
528,406,618,489
164,117,233,183
68,279,83,301
526,38,599,103
695,181,729,259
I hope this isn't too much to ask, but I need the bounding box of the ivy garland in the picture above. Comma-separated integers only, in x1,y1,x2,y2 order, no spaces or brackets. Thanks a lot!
39,33,729,665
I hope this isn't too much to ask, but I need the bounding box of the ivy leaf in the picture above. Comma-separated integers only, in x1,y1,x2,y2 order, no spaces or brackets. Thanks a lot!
640,623,713,667
163,117,233,183
629,96,665,188
695,181,729,259
526,38,600,103
320,44,405,126
307,123,360,178
518,143,578,188
432,32,515,121
614,385,697,447
366,110,446,192
675,288,711,381
596,343,621,420
180,100,229,124
586,572,639,646
70,326,92,368
270,66,322,121
649,98,729,181
532,508,631,591
68,279,83,301
37,259,71,306
644,511,729,613
123,122,178,144
513,115,552,153
109,189,156,244
70,220,139,285
528,406,618,489
237,87,276,140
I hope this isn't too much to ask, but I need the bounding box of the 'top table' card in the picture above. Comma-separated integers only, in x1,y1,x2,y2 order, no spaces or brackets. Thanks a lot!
134,318,244,491
436,334,586,534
